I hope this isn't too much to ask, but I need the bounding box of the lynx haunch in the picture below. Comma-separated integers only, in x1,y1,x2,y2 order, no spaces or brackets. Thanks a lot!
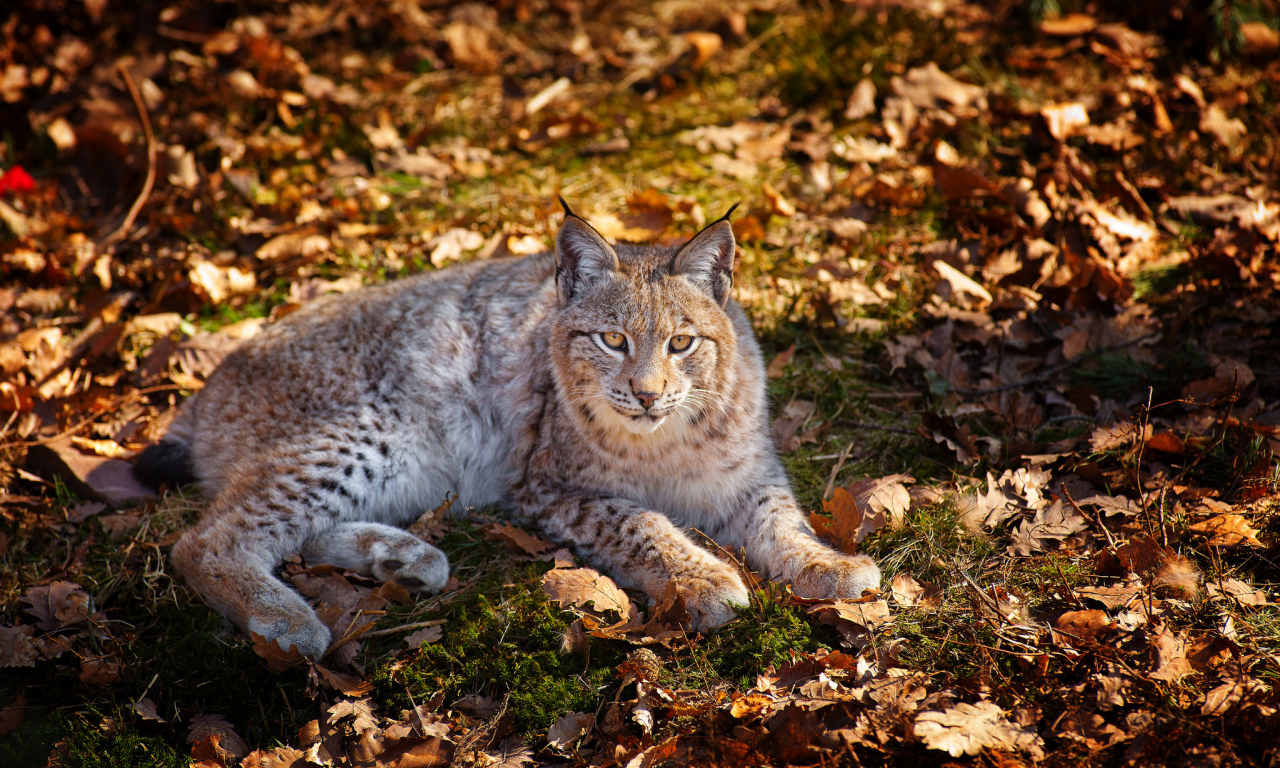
134,202,881,658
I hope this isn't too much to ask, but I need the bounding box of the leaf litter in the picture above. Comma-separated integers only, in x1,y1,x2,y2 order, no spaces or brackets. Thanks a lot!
2,0,1280,765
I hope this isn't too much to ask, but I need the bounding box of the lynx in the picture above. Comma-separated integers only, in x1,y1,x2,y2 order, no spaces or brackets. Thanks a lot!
134,202,881,659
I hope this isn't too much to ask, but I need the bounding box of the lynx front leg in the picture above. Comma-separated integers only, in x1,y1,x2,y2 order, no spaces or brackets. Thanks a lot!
743,485,881,599
537,497,750,630
303,522,449,592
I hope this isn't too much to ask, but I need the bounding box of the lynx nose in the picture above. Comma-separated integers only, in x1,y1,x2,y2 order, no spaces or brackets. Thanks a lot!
630,380,661,410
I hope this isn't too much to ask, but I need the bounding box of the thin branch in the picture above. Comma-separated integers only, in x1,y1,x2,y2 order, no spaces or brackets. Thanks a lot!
359,618,447,641
952,331,1161,397
105,64,157,246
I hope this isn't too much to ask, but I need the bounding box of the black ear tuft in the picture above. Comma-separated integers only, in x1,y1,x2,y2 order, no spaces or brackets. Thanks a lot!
558,195,578,218
555,215,619,305
671,217,736,306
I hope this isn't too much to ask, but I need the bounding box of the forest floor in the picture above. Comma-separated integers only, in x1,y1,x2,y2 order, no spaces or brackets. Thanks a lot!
2,0,1280,766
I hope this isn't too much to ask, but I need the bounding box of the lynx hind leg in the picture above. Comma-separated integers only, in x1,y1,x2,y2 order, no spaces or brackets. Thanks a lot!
172,519,332,659
302,522,449,592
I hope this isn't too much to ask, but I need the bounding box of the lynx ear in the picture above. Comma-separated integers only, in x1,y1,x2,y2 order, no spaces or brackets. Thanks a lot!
671,207,737,306
555,204,619,304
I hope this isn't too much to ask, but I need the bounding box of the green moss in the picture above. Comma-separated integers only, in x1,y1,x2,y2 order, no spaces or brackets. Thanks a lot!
2,710,187,768
695,586,835,688
374,560,624,735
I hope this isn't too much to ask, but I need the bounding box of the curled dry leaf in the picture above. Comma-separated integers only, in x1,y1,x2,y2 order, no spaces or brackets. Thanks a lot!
1187,514,1263,549
21,581,92,631
914,700,1044,759
1206,577,1267,606
187,713,249,760
542,568,632,617
889,574,941,609
546,711,594,752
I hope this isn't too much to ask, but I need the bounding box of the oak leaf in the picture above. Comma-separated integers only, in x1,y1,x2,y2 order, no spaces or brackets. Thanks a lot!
1187,514,1263,549
188,714,249,761
21,581,92,631
542,568,632,616
914,701,1044,759
483,523,554,559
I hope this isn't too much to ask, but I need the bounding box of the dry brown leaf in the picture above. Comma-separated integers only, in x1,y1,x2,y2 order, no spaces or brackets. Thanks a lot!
914,701,1044,759
542,568,632,616
1187,514,1263,549
404,624,444,647
21,581,92,631
890,573,941,609
1041,102,1090,141
483,523,554,559
1055,710,1126,750
1206,577,1267,606
250,631,309,671
131,697,167,722
1053,609,1115,648
187,713,249,760
240,746,309,768
1040,13,1098,36
818,486,887,554
0,625,39,668
546,711,594,752
766,345,795,379
0,695,25,735
1148,624,1194,682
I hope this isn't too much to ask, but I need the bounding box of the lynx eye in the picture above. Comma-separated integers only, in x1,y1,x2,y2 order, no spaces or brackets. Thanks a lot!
669,335,694,353
600,332,627,351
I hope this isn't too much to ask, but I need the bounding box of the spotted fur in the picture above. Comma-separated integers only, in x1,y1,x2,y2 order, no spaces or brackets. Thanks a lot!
143,206,880,658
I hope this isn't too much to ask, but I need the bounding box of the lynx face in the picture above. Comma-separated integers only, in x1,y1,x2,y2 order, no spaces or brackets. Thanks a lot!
549,214,740,440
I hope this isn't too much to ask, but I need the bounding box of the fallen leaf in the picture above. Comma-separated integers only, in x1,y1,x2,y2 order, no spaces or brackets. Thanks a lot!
484,523,554,559
250,632,308,671
766,346,795,378
914,701,1044,759
890,574,941,609
1187,514,1263,549
1053,609,1115,647
239,746,309,768
0,695,25,735
1055,710,1126,751
1148,623,1194,682
404,625,444,647
818,486,887,554
132,697,167,722
1206,577,1267,606
546,711,594,752
187,713,249,761
1007,499,1089,556
542,568,632,616
0,625,39,667
21,582,92,631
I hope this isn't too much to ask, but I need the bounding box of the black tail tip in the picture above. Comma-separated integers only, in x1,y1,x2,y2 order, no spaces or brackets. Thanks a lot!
131,440,198,490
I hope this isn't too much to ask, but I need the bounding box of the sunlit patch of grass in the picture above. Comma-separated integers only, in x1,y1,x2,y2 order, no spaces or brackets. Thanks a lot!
864,496,997,584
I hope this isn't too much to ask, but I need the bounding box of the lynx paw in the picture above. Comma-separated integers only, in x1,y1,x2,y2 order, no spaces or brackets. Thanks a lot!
247,613,332,660
675,571,751,631
372,542,449,592
793,554,881,600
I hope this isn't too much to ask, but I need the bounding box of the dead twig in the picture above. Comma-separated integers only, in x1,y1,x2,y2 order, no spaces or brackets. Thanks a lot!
359,618,447,641
952,332,1161,397
105,64,157,246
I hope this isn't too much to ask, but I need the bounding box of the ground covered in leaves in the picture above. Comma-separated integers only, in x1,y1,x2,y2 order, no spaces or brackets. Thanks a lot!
3,0,1280,766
